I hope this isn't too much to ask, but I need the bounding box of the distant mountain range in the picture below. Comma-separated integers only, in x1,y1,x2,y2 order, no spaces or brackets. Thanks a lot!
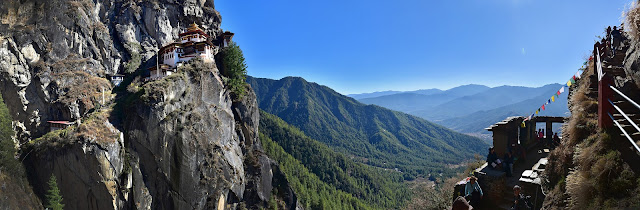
348,88,445,100
353,84,569,138
356,84,490,113
247,76,488,180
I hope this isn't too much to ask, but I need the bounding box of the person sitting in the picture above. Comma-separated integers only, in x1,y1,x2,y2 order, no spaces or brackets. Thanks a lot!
511,185,532,210
465,176,483,208
503,151,514,177
486,147,501,169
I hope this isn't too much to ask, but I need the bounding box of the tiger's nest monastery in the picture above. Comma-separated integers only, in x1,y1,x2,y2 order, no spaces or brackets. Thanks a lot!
146,23,234,81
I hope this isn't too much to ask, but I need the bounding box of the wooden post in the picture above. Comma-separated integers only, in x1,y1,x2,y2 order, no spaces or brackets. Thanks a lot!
546,120,553,140
598,74,614,128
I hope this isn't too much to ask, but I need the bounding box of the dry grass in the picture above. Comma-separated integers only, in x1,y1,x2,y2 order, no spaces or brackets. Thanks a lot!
52,71,112,114
565,170,592,209
625,2,640,40
75,107,120,144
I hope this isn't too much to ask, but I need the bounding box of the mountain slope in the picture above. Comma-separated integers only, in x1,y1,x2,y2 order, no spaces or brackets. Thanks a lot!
358,92,446,113
259,111,408,209
357,84,490,113
247,76,488,179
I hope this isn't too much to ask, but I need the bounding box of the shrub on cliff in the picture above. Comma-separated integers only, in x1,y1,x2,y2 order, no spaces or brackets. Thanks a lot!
124,42,142,74
219,41,248,99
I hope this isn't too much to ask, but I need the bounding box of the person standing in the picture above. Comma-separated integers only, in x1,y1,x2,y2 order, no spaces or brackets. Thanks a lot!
538,129,544,140
612,26,622,55
503,151,514,177
553,133,561,147
465,176,483,208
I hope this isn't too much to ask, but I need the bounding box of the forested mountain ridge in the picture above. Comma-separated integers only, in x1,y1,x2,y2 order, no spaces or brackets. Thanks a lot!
247,76,488,179
259,111,409,209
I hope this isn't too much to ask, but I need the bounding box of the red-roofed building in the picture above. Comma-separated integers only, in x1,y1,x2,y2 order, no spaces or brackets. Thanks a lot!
48,121,76,131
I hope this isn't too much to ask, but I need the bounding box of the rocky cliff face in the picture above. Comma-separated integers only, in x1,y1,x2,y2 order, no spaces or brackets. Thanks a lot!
0,0,296,209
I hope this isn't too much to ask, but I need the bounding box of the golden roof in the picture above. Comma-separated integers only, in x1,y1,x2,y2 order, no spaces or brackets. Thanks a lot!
187,23,201,32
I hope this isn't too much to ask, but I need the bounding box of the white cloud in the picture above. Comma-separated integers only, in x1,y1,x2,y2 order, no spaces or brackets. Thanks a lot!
521,48,526,55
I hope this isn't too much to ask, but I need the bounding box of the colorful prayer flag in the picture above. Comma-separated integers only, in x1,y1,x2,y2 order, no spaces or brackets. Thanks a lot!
521,122,526,128
536,110,539,114
548,99,551,104
570,78,576,83
542,105,546,110
560,87,565,93
552,95,555,102
567,80,572,86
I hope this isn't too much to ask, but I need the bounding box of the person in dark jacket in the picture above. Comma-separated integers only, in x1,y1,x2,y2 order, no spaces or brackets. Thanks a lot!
612,26,623,55
503,151,514,177
486,147,500,169
553,133,561,148
511,185,532,210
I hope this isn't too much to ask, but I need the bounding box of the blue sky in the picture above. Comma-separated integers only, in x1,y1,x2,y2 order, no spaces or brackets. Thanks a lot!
216,0,631,94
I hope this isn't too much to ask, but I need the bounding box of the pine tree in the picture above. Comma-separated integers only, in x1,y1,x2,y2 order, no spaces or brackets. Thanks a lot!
220,41,248,98
46,174,64,210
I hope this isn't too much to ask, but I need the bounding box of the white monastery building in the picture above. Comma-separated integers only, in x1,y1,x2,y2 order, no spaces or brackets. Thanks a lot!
147,23,225,81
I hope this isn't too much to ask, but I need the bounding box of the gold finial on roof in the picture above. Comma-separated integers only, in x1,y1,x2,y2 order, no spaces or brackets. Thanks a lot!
187,22,201,32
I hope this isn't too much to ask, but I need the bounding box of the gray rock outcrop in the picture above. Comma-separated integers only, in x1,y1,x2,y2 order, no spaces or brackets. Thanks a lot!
0,0,297,209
